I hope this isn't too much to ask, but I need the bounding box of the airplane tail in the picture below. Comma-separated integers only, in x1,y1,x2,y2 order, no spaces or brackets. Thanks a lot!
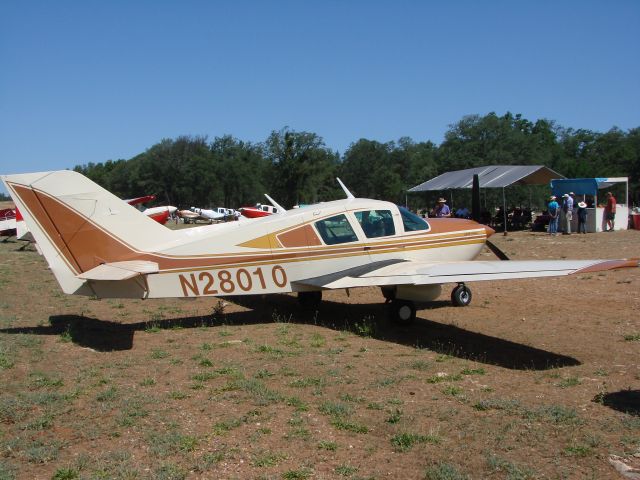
1,170,175,295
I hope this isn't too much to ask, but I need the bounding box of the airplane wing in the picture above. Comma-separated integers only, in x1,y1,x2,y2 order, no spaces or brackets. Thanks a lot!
293,258,639,290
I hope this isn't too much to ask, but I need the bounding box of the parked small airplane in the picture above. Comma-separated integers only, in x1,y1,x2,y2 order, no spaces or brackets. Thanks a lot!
0,208,16,238
177,207,224,224
125,195,177,225
2,170,638,323
239,202,281,218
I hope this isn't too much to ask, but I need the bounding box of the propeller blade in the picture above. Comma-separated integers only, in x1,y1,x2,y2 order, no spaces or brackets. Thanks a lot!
486,239,509,261
472,174,480,222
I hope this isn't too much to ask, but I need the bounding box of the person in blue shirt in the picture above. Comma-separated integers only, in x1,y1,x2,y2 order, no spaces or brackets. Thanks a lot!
432,198,451,217
547,195,559,235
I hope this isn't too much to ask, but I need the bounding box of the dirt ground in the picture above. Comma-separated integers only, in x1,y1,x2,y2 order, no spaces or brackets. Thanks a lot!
0,226,639,479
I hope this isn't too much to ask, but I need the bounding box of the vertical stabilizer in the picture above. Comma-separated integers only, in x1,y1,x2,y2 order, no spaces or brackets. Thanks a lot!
1,170,175,294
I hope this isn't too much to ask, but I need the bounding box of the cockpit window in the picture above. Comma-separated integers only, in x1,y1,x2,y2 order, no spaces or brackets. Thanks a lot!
314,214,359,245
354,210,396,238
399,206,429,232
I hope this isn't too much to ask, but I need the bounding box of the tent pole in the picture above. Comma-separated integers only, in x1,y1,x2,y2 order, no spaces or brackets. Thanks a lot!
503,187,508,236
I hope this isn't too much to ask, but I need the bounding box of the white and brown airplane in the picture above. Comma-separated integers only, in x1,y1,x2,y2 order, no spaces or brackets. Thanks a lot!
2,170,637,323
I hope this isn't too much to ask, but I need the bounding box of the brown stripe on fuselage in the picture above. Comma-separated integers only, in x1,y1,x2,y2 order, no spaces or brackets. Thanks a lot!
9,183,489,274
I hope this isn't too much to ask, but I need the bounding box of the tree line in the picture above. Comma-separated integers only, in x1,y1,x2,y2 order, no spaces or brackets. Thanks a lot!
73,112,640,211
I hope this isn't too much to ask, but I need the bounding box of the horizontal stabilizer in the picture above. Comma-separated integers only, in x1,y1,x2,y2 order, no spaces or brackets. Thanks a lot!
77,261,159,281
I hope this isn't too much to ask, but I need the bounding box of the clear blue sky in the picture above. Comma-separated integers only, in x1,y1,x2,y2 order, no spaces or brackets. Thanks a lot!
1,0,639,189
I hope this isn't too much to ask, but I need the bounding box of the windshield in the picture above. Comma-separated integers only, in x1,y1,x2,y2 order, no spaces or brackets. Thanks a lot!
399,206,429,232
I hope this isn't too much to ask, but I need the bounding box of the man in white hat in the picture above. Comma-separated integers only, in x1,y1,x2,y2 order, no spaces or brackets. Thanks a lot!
547,195,559,235
577,200,588,234
561,193,574,234
432,198,451,217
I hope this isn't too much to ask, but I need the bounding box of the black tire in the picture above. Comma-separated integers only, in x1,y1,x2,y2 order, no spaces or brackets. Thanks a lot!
298,291,322,310
451,284,472,307
388,299,416,324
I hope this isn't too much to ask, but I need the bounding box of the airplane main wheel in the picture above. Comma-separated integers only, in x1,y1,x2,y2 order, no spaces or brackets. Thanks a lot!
451,283,472,307
389,299,416,324
381,286,396,303
298,291,322,310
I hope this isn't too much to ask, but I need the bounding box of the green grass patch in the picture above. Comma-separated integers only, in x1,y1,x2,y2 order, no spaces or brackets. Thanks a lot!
461,367,485,375
282,468,313,479
486,454,535,479
147,429,198,456
96,386,118,402
29,371,64,389
335,464,358,476
427,373,463,384
556,376,581,388
425,463,469,480
319,401,353,418
140,377,156,386
442,385,463,396
150,348,170,359
252,450,286,467
330,418,369,434
391,432,441,452
289,377,323,388
386,408,403,424
317,440,338,451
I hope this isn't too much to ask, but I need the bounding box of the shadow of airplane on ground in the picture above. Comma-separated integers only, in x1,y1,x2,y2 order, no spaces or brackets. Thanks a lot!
0,294,580,371
596,390,640,416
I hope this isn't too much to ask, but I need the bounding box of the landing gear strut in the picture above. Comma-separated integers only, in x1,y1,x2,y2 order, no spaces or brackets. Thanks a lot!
298,291,322,310
388,299,416,324
451,283,472,307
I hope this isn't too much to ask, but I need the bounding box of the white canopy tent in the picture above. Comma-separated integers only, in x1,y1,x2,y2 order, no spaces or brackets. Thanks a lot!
408,165,565,232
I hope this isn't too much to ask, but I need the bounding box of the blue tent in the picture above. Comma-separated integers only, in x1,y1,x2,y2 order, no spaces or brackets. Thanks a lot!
550,178,627,197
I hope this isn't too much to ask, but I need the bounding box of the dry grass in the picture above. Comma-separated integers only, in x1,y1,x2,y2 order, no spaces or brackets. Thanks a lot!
0,229,639,479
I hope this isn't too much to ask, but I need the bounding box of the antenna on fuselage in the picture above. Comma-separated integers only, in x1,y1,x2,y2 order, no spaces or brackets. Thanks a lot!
336,178,355,199
264,194,286,214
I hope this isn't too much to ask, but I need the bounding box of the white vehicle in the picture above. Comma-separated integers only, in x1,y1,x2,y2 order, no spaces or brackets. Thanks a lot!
2,170,638,323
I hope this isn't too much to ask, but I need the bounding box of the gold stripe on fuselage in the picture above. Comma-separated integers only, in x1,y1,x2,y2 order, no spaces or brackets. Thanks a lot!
158,235,487,275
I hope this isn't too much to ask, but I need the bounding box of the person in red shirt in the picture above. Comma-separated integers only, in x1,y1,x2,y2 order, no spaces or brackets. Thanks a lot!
604,192,616,231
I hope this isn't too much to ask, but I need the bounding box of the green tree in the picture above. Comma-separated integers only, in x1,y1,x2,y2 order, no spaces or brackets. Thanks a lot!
265,128,339,207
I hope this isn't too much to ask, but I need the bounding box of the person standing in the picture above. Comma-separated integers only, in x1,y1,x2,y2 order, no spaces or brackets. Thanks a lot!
561,193,574,235
604,192,617,231
548,195,559,235
432,198,451,217
577,201,588,234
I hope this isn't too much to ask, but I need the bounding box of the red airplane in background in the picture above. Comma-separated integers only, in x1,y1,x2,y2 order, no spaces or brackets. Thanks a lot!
126,195,177,225
0,208,16,237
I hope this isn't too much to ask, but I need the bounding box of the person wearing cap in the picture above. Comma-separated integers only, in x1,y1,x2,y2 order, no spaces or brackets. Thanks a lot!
561,193,574,235
604,192,616,231
547,195,559,235
431,198,451,218
577,201,588,234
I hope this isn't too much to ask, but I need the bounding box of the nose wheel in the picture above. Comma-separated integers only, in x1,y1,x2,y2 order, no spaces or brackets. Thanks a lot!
451,283,472,307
